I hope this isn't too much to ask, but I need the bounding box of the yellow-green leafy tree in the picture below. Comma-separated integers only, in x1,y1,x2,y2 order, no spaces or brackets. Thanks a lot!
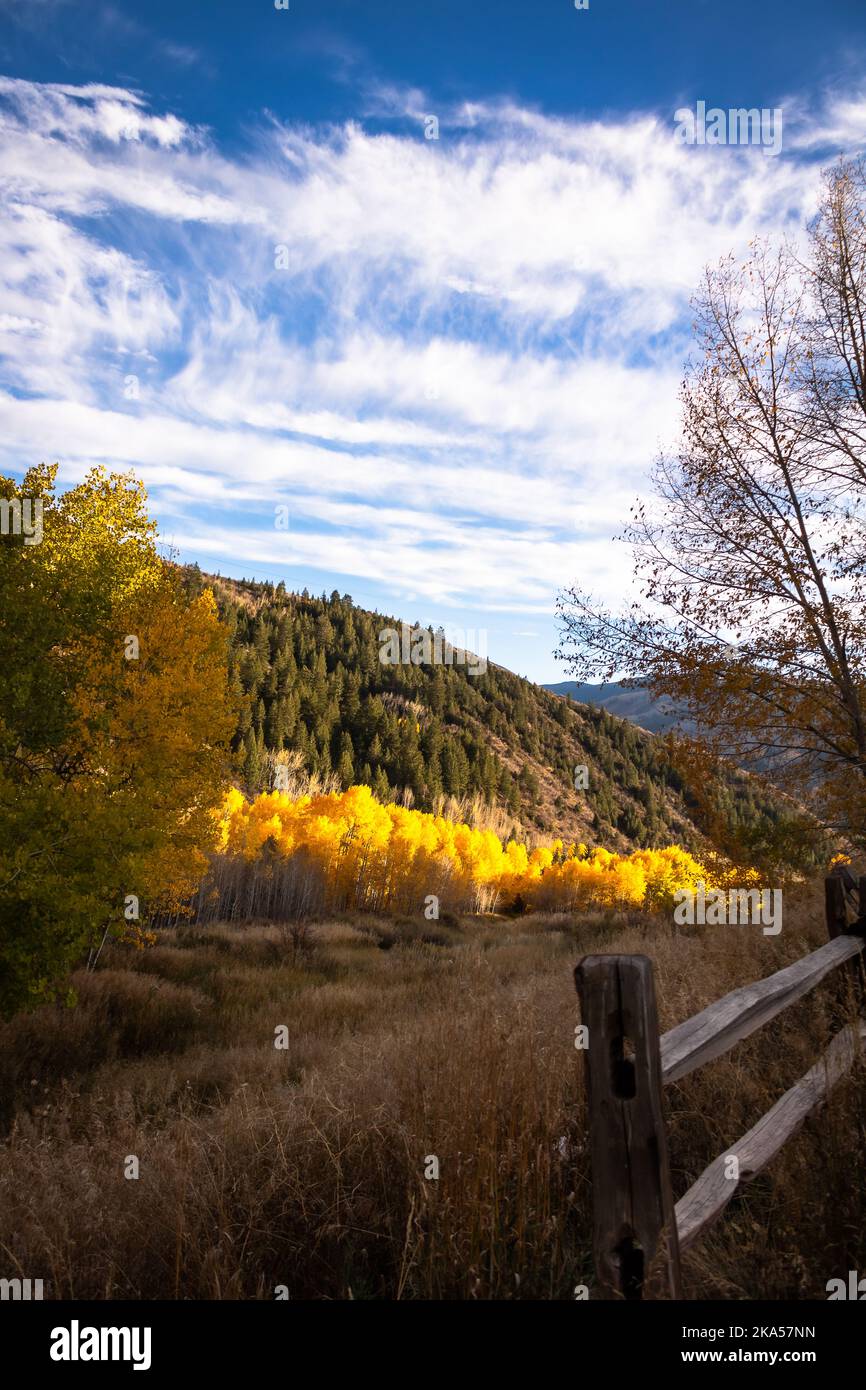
0,464,235,1015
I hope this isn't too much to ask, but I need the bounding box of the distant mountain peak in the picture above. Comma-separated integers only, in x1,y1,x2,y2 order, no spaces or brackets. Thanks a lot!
544,680,691,736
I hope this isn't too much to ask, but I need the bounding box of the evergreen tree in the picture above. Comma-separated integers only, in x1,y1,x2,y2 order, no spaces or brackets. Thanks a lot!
243,727,262,790
337,732,355,788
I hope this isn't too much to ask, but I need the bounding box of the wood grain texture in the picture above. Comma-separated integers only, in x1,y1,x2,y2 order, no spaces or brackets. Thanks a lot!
575,954,681,1299
659,935,865,1086
675,1018,866,1251
826,874,849,940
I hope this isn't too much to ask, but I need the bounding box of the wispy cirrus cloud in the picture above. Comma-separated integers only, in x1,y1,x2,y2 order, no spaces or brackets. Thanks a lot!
0,73,862,642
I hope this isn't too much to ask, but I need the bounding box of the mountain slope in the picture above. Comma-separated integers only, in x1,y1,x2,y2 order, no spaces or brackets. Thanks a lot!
185,567,783,855
545,681,691,735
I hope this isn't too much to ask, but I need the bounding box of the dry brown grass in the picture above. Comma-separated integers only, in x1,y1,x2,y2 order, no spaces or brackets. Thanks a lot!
0,878,864,1300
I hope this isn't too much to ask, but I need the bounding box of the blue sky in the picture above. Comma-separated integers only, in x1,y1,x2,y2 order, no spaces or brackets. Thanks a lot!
1,0,864,682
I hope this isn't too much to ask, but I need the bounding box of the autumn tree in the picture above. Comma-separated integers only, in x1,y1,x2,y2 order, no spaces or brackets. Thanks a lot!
0,464,235,1015
557,159,866,845
801,157,866,503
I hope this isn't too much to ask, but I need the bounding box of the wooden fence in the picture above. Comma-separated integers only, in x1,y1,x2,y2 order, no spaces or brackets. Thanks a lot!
574,870,866,1299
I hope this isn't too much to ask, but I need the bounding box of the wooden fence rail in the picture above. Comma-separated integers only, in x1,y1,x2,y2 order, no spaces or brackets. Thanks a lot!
574,870,866,1299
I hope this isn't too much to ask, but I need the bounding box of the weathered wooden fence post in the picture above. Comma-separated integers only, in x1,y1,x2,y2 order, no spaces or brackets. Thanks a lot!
825,871,849,940
575,954,682,1300
825,870,866,1008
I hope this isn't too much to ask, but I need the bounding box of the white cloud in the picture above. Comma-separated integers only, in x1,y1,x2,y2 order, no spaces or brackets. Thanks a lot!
0,75,191,146
0,74,860,623
787,91,866,152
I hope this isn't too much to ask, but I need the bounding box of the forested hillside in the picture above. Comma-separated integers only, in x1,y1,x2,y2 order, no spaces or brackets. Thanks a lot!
545,680,690,735
183,567,794,857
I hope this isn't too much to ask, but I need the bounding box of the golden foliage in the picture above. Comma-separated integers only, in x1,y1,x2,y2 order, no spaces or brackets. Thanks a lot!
0,464,235,1013
218,785,738,915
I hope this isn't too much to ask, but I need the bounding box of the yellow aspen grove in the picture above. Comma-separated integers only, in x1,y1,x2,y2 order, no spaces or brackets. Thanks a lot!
215,784,745,917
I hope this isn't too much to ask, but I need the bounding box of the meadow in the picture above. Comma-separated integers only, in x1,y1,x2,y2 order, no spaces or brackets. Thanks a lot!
1,877,864,1301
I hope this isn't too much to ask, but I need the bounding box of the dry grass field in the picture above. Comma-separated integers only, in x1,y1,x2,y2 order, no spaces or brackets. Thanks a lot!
1,879,864,1300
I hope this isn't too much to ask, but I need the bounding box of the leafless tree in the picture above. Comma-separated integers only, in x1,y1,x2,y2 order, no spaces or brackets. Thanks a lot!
557,160,866,841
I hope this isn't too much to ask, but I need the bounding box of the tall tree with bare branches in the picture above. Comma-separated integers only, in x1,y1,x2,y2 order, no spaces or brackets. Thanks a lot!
557,160,866,844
